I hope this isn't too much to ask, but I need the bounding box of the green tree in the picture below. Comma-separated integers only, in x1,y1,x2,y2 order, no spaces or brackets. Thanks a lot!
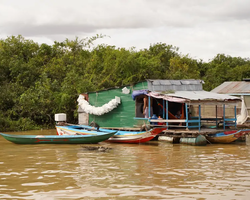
167,55,200,79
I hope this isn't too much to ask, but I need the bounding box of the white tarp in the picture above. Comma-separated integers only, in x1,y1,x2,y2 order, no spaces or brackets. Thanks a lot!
237,95,248,124
170,91,240,101
147,91,240,103
77,94,121,116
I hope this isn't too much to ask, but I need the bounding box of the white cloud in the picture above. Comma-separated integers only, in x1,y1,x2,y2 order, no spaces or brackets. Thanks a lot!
0,0,250,61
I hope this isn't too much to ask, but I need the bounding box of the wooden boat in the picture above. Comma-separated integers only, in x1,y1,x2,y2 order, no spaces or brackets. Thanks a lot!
56,125,166,144
180,135,207,146
107,127,166,143
206,129,250,144
0,131,116,144
56,125,115,136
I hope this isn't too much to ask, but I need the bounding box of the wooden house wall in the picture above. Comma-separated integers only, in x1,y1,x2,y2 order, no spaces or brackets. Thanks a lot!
192,104,239,118
212,95,250,115
88,82,147,127
243,96,250,113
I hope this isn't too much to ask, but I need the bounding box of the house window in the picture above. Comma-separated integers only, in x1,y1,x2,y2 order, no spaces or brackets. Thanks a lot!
135,96,166,118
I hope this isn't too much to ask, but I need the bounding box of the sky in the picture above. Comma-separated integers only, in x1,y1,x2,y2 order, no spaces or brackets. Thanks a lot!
0,0,250,62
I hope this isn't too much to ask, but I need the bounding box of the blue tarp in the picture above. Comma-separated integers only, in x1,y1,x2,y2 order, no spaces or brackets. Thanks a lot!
131,90,149,100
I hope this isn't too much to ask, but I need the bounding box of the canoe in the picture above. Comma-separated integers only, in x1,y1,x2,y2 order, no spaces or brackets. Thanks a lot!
56,125,166,144
180,135,207,146
56,125,115,135
206,129,250,144
0,131,116,144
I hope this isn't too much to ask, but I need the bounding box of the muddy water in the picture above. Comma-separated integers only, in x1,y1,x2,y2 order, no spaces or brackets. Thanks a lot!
0,129,250,199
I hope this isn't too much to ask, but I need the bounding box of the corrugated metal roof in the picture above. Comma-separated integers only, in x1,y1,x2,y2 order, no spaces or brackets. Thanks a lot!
149,91,240,102
211,81,250,94
171,91,240,101
147,79,204,92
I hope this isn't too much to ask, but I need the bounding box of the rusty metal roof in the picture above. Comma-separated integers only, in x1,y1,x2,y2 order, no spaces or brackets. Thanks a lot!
147,79,204,92
211,81,250,94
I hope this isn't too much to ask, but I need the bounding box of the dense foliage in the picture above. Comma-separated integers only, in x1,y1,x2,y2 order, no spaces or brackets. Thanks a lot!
0,35,250,131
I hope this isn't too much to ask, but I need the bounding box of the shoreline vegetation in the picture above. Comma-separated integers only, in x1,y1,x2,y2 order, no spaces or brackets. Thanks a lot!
0,35,250,131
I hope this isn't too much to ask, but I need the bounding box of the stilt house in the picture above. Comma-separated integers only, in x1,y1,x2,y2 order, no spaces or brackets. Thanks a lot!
211,79,250,125
78,79,240,130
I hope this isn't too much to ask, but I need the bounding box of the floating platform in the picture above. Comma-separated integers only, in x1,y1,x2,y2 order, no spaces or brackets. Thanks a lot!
158,128,249,145
160,128,243,137
180,135,207,146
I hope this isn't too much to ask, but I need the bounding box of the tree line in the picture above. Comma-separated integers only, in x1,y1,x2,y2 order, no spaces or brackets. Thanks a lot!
0,35,249,131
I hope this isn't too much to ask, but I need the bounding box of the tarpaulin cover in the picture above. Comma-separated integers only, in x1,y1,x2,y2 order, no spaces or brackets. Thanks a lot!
147,92,186,103
131,90,149,100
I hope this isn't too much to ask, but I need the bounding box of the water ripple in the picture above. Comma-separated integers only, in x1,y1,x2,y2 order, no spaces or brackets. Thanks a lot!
1,133,250,199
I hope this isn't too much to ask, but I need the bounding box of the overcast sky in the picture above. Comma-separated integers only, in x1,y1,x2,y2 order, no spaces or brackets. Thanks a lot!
0,0,250,61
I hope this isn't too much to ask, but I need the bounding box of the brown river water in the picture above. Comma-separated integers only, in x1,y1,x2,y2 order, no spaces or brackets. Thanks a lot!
0,129,250,200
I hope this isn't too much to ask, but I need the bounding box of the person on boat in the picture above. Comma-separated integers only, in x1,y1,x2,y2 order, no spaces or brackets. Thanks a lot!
143,95,153,118
175,110,182,126
175,110,181,119
187,105,193,119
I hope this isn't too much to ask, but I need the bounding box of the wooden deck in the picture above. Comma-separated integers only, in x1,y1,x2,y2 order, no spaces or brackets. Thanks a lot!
160,128,238,138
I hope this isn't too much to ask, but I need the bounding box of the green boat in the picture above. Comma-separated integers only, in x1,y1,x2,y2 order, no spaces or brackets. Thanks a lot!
0,132,116,144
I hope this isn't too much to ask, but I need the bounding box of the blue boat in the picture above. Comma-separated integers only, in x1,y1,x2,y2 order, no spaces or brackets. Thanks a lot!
56,125,165,144
206,129,250,144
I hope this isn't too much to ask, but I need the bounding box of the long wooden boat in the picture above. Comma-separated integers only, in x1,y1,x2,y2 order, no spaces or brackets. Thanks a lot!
56,125,115,136
0,131,116,144
56,125,166,144
206,129,250,144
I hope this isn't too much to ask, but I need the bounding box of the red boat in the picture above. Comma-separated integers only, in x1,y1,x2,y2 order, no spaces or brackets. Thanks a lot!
106,127,166,144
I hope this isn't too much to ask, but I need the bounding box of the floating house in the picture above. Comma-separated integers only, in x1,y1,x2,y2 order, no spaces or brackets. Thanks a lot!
78,79,240,131
211,79,250,125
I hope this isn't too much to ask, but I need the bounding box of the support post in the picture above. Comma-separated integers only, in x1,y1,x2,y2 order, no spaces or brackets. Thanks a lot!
185,103,189,129
234,105,237,128
223,104,225,130
199,105,201,131
166,101,169,130
163,100,165,119
148,96,151,118
216,105,218,128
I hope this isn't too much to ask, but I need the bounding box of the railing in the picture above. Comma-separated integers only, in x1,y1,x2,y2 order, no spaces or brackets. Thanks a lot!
149,118,201,131
200,117,237,129
223,118,237,129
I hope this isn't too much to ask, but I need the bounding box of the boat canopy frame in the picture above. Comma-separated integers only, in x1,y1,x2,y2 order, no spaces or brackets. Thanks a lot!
134,91,241,131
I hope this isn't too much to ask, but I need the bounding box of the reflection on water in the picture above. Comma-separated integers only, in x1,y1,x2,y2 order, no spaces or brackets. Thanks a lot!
0,129,250,199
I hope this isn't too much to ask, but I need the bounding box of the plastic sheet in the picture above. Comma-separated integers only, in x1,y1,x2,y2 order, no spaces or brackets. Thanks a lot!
77,95,121,116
